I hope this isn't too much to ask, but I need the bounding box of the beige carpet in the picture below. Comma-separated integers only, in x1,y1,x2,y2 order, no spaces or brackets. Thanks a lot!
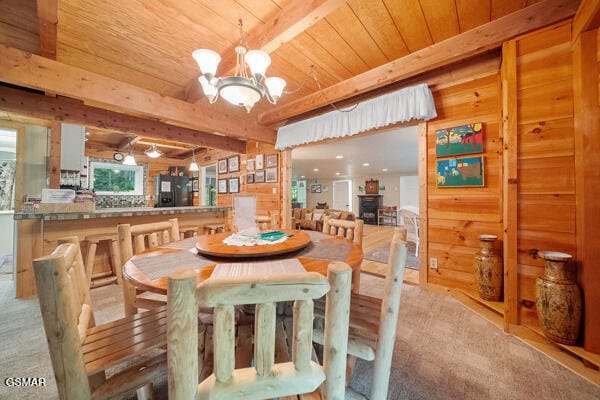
0,276,598,400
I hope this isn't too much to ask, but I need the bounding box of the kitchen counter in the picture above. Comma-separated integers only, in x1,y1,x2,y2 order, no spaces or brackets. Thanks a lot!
14,205,231,221
14,205,231,298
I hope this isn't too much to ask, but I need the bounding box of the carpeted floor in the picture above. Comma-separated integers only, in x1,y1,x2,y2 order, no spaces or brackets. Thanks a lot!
0,275,598,400
363,242,419,270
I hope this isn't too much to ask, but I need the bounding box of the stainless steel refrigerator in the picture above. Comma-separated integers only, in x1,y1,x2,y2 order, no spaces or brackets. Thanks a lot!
154,174,191,207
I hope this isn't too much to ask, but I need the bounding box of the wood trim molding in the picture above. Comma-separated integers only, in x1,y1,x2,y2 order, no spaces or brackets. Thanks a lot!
0,85,246,154
258,0,579,126
48,122,61,188
0,44,275,144
501,40,519,328
573,0,600,41
572,29,600,353
185,0,346,103
417,122,428,287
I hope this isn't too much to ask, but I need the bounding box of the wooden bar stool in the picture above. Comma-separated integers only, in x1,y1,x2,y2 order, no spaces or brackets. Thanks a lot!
204,223,225,235
179,224,199,239
84,232,122,288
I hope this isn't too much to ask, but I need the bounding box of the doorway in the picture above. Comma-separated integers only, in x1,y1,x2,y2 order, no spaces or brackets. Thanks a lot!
333,180,351,211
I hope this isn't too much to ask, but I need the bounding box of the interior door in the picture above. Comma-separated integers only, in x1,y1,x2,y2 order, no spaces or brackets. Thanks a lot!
333,180,351,211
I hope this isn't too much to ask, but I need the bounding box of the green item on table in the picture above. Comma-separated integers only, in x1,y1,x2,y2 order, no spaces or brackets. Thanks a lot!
259,231,293,241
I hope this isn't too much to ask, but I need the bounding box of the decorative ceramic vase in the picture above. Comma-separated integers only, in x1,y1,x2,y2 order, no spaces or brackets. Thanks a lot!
535,251,582,345
474,234,503,301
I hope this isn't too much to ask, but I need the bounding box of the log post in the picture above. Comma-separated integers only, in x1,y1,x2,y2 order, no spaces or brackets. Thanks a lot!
167,269,199,400
323,261,351,400
254,302,276,376
292,299,314,372
214,305,235,382
371,230,408,400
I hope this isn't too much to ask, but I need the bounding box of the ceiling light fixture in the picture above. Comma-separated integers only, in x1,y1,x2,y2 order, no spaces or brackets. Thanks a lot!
335,172,340,175
382,168,388,172
313,168,319,172
122,138,137,166
189,148,199,172
335,155,344,159
144,144,163,159
362,163,370,166
192,19,286,113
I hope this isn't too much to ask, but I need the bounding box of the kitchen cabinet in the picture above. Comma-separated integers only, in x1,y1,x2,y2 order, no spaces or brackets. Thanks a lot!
60,123,85,171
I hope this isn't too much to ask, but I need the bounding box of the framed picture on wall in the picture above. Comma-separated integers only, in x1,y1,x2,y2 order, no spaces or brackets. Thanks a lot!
218,178,228,193
436,156,484,187
192,170,199,178
228,177,240,193
310,184,321,193
192,179,199,192
435,122,484,157
265,167,278,183
266,154,278,168
218,158,228,174
255,154,264,170
247,173,254,183
228,155,240,173
247,159,255,172
255,170,265,183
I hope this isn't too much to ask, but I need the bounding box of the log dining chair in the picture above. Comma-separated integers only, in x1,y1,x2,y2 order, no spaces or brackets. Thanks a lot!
313,228,408,400
33,236,167,400
399,206,419,257
166,262,353,400
322,216,365,248
117,218,181,316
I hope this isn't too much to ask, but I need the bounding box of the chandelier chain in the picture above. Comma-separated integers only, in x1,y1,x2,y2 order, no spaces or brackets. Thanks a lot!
309,66,358,113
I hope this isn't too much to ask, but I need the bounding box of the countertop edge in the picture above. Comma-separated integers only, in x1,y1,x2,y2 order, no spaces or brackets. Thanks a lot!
14,206,231,221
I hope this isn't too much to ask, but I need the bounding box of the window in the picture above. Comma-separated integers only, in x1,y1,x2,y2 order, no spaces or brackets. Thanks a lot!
90,162,144,195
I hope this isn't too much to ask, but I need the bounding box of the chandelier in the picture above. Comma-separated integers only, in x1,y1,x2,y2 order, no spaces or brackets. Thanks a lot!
144,144,163,158
192,19,286,113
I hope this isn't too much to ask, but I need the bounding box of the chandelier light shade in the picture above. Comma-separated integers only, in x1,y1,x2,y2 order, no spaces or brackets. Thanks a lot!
192,19,286,112
123,141,137,165
144,144,163,158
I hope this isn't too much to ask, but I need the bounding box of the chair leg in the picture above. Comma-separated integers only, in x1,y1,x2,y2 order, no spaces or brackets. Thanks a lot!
85,241,98,287
346,355,357,383
136,383,154,400
122,280,138,316
110,239,122,285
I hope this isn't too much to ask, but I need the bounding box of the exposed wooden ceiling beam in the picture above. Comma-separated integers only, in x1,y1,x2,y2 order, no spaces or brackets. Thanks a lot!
258,0,579,127
185,0,346,103
117,135,140,150
573,0,600,40
36,0,57,59
0,85,247,153
0,44,274,144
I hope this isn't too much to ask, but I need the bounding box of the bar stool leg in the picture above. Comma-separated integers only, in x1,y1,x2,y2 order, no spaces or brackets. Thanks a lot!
110,239,122,285
85,240,98,287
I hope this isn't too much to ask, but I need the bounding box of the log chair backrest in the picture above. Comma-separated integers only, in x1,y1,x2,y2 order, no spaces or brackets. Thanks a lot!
322,216,365,247
167,262,352,400
117,218,180,262
33,237,94,399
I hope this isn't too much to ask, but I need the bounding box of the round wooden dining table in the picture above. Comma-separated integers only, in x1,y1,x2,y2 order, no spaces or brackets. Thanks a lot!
122,230,364,295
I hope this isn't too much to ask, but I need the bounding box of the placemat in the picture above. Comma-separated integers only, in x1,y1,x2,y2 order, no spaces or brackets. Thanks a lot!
135,250,214,280
210,259,306,279
160,236,200,250
296,241,353,262
303,230,331,242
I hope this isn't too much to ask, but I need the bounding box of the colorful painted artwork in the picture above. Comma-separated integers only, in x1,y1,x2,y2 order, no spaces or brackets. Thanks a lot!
436,122,484,157
436,156,484,187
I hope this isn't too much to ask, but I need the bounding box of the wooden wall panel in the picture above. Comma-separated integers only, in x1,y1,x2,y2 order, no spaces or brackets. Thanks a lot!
425,73,503,290
513,21,577,323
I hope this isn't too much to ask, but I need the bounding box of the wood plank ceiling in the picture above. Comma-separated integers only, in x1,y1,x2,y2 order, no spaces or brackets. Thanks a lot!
0,0,566,152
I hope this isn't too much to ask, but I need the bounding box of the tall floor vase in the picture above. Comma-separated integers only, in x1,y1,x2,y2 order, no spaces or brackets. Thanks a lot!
474,234,503,301
535,251,582,345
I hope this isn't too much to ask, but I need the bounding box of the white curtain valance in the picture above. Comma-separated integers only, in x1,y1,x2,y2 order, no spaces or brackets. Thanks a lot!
275,83,437,150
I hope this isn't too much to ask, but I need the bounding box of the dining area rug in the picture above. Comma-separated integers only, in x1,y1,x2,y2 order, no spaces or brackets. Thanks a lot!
363,242,419,270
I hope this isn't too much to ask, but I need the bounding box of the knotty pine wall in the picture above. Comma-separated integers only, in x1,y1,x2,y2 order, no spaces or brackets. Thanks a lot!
425,73,503,291
209,141,282,226
512,21,577,326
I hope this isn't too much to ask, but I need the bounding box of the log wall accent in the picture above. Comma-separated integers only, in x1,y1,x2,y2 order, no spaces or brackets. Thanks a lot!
425,72,504,292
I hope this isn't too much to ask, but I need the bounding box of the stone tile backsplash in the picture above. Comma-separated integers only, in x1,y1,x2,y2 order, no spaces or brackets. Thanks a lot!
95,195,146,209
